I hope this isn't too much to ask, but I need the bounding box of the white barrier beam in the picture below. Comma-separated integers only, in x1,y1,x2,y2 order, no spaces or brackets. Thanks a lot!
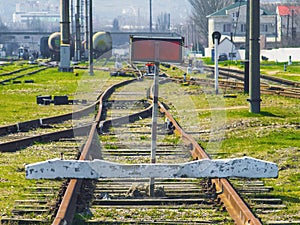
26,157,278,180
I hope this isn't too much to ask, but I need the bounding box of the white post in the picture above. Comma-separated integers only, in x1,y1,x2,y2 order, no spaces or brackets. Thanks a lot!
214,38,219,95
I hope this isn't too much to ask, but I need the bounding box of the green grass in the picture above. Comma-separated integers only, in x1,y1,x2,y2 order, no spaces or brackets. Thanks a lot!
213,96,299,221
159,78,300,221
221,127,300,221
201,57,300,82
0,143,67,218
0,61,132,220
0,62,130,125
0,61,32,73
260,61,300,82
0,67,82,125
0,62,299,222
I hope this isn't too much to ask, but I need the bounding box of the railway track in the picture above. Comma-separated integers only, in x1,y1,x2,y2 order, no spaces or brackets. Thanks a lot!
0,65,297,224
0,101,96,152
0,65,50,85
1,138,83,225
47,71,285,225
80,78,233,224
204,66,300,98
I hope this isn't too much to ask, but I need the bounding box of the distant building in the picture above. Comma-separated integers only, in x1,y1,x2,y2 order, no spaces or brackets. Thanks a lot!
207,0,277,51
276,5,300,46
12,0,60,30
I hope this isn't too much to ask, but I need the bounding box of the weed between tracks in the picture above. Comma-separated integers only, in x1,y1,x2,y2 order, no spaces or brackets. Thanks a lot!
86,207,232,223
0,64,131,222
0,61,299,223
0,142,77,219
159,67,299,222
202,58,300,82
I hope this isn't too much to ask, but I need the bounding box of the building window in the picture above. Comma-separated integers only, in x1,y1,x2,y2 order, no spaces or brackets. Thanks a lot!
261,24,268,32
223,24,231,32
24,36,30,39
241,24,246,32
232,11,239,18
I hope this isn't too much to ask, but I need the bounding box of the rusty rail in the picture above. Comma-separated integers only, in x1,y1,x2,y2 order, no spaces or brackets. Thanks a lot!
205,65,300,87
158,101,262,225
52,78,137,225
146,74,263,224
0,99,98,137
52,73,263,224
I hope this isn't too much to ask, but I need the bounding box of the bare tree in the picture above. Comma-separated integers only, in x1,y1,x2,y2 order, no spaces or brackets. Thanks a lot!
188,0,234,46
156,13,170,31
0,17,8,31
112,18,120,31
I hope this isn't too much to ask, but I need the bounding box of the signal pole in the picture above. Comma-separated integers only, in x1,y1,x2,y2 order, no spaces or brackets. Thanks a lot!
244,0,250,93
75,0,81,61
85,0,89,59
249,0,261,113
89,0,94,75
59,0,72,72
150,0,153,32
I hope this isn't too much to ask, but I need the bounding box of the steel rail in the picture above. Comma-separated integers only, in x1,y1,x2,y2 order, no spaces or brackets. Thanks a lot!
0,125,91,152
51,78,138,225
52,73,263,224
0,99,102,152
158,101,262,225
0,65,39,77
0,100,98,137
0,66,49,84
146,75,262,224
169,74,300,99
205,65,300,87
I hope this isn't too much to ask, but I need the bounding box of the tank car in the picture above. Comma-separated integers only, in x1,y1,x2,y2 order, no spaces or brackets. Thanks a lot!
93,31,112,60
48,32,61,61
40,36,51,58
18,47,29,60
40,31,112,61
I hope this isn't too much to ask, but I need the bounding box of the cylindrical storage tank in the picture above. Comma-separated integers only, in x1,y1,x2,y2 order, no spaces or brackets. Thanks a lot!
48,32,61,53
93,32,112,59
40,36,50,58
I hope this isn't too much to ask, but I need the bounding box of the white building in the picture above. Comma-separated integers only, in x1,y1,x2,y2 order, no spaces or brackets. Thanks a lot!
206,0,277,53
13,0,60,30
276,5,300,45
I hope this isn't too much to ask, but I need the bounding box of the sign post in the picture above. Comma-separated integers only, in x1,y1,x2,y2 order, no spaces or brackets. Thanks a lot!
130,36,184,196
212,31,221,95
150,61,159,196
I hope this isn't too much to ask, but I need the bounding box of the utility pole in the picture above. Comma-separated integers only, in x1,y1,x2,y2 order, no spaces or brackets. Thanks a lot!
70,0,74,34
150,0,153,32
249,0,260,113
287,14,290,38
244,0,250,93
89,0,93,75
59,0,72,72
75,0,81,61
292,10,295,40
85,0,89,59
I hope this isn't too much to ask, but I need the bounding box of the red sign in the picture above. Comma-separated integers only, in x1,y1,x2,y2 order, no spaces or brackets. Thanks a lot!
130,36,184,63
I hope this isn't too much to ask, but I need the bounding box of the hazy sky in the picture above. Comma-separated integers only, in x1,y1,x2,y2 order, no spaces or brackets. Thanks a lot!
93,0,191,22
0,0,191,25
